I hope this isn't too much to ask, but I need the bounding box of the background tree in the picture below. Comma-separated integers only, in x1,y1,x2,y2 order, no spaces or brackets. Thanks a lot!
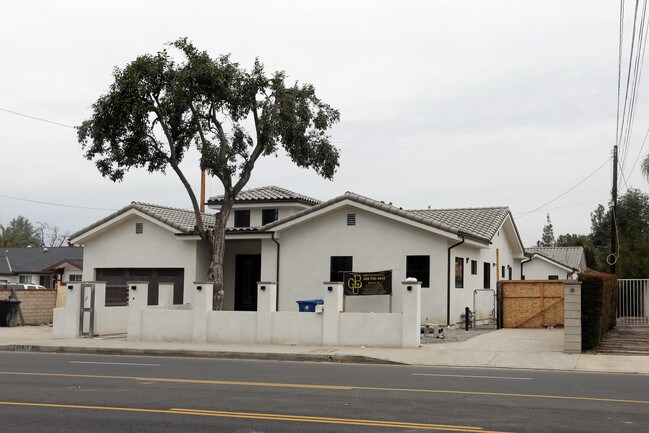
539,213,556,247
0,216,42,247
35,222,70,247
642,153,649,182
78,38,340,310
588,188,649,278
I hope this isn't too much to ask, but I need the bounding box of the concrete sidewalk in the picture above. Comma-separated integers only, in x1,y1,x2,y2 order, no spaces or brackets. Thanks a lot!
0,325,647,375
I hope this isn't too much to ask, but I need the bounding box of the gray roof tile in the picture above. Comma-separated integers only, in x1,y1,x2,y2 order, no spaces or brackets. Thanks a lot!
525,246,585,270
263,192,512,243
69,202,216,240
208,186,321,205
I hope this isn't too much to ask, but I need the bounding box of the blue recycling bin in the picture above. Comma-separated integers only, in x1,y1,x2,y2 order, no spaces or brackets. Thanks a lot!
296,299,324,312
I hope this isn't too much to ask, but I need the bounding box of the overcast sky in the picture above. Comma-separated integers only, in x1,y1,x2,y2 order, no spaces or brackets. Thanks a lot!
2,0,648,246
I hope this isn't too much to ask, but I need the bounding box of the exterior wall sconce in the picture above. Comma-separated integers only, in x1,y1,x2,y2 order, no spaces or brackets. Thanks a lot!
466,257,469,263
260,286,266,291
130,285,136,291
197,286,202,291
407,286,412,291
327,286,333,291
67,285,73,290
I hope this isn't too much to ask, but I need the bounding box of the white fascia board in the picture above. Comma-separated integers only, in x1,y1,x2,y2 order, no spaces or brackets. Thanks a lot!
208,202,312,211
531,254,573,272
71,209,182,244
270,199,479,243
498,215,526,258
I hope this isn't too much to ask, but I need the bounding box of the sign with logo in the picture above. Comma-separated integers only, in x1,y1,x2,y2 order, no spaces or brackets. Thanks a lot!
342,270,392,296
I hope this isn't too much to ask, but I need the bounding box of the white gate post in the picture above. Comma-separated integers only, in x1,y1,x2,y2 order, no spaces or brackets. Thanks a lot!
564,281,582,354
53,282,81,338
323,282,343,346
127,282,148,341
256,282,277,344
192,282,213,342
401,280,421,348
158,283,174,307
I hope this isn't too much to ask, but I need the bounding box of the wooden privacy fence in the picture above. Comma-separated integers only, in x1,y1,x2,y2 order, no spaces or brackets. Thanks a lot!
499,280,565,328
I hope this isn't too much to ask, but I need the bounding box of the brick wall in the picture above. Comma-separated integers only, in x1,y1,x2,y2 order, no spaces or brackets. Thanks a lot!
1,289,56,325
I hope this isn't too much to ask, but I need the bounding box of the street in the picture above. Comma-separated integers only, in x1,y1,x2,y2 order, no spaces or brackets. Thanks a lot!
0,351,647,432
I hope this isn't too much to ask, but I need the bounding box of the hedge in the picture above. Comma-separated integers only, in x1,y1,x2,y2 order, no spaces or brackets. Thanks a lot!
579,271,617,351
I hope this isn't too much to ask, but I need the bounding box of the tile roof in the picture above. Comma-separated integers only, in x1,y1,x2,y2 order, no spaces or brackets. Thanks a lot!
525,246,585,270
263,192,512,243
69,202,217,240
409,207,511,241
208,186,321,205
0,247,83,274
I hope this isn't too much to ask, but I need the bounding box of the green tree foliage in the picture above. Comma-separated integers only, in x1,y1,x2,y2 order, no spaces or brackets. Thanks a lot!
539,213,556,247
77,38,341,309
589,188,649,278
0,216,43,247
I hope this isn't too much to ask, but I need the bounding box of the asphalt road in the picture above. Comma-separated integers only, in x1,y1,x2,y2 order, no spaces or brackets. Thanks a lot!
0,351,647,432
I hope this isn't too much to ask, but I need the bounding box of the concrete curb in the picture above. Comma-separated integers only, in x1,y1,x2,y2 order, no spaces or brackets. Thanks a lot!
0,344,403,365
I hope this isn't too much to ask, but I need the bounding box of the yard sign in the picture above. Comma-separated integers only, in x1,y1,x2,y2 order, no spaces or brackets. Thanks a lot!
342,270,392,296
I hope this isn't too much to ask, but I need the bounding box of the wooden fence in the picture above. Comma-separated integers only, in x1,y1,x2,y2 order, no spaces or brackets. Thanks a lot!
500,280,564,328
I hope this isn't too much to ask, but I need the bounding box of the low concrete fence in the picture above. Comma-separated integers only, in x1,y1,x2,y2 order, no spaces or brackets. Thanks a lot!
1,289,56,325
53,280,422,348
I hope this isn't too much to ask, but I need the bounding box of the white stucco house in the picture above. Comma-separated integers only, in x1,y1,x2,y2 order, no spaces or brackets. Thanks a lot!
522,246,587,280
69,186,526,326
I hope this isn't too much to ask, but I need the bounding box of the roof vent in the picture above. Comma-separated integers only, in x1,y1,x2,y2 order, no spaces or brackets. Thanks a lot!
347,214,356,226
135,222,144,234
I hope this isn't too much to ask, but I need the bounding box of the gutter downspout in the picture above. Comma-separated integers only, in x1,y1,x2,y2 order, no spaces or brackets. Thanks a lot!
520,256,532,280
271,231,280,311
447,235,465,326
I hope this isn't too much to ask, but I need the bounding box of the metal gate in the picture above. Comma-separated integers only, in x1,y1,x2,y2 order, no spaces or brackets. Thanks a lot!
473,289,496,328
79,283,95,338
617,279,648,326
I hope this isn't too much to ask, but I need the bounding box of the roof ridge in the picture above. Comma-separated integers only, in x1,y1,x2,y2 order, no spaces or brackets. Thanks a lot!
410,206,509,212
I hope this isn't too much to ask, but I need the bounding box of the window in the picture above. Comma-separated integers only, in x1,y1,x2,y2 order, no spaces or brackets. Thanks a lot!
406,255,430,288
508,266,513,280
483,262,491,289
135,222,143,234
39,275,52,288
455,257,464,288
69,274,82,282
262,209,279,225
347,214,356,226
330,256,352,282
501,266,506,280
234,210,250,228
548,275,559,280
471,260,478,275
19,275,33,284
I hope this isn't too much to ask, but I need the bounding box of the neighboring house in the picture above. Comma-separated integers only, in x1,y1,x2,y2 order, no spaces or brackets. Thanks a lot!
0,247,84,288
522,246,587,280
69,186,526,325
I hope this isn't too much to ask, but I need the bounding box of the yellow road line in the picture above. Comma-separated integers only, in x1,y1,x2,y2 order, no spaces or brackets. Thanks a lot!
0,371,647,405
0,401,508,432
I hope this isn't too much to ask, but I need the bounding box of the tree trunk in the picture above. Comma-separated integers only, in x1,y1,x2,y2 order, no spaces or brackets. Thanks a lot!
209,201,232,310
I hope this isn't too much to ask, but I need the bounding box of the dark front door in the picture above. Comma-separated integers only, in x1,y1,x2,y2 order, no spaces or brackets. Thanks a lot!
235,254,261,311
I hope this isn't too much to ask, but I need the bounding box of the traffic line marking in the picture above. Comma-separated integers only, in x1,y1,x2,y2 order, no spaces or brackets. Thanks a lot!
69,361,161,367
412,373,532,380
0,401,508,432
0,371,647,405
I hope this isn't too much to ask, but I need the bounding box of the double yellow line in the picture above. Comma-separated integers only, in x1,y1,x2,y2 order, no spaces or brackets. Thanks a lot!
0,401,507,432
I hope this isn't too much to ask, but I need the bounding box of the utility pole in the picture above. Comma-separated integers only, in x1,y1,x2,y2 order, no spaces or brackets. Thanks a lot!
610,145,618,275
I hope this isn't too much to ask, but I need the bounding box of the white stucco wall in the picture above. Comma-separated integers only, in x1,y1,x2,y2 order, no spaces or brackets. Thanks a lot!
268,205,524,325
523,258,572,280
272,205,455,323
81,214,202,303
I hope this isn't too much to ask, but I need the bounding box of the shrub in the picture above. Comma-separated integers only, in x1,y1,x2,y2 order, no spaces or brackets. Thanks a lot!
579,271,617,351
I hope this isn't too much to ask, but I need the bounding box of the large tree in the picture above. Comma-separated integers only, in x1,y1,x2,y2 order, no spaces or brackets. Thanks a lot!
538,213,556,247
78,38,340,309
589,188,649,278
0,216,42,247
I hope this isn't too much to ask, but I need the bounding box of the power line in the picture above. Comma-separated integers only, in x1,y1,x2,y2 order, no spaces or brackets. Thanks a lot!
516,157,612,219
0,107,76,129
0,193,117,211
